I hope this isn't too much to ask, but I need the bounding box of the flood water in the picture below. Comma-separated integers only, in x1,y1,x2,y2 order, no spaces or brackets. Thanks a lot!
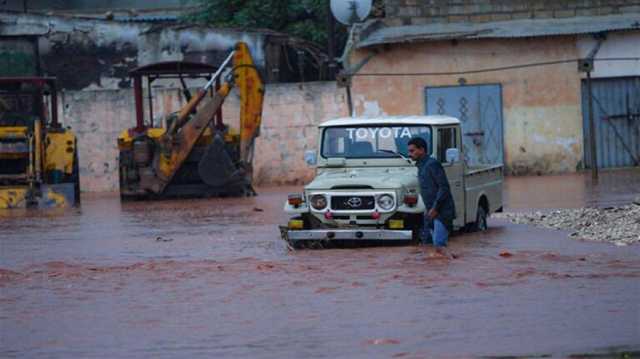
1,169,640,358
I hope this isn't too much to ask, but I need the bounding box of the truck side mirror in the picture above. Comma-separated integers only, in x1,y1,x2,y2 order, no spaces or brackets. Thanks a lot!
304,150,317,166
445,148,460,163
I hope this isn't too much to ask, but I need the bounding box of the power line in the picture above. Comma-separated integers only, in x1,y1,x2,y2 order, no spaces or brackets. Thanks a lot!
353,57,640,77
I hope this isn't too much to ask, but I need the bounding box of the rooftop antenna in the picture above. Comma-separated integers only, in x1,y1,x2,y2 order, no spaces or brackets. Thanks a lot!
330,0,373,117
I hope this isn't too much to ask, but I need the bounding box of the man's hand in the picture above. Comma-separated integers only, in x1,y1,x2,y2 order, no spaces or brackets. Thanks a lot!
427,208,438,220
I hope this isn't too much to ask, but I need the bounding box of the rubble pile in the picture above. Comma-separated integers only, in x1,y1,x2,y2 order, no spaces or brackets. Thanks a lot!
496,200,640,246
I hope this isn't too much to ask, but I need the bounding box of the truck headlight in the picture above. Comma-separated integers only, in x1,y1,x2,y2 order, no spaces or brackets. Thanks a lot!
377,194,395,210
310,194,327,210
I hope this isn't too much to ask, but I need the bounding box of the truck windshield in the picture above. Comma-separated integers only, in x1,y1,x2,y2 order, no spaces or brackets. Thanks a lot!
321,125,432,159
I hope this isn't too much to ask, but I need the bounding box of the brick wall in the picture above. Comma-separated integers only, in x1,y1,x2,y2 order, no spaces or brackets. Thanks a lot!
384,0,640,25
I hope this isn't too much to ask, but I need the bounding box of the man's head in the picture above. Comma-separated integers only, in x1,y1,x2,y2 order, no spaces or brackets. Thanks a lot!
407,137,428,161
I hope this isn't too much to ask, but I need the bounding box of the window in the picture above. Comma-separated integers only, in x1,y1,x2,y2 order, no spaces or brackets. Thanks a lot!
437,127,458,163
321,125,432,159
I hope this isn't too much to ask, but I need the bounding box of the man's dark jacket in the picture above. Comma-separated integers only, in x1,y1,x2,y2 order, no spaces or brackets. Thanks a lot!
416,156,456,229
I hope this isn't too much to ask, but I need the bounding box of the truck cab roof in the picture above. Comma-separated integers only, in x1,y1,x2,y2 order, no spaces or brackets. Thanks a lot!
319,115,460,128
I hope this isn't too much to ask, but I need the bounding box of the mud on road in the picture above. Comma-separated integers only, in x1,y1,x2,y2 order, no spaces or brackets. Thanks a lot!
1,169,640,358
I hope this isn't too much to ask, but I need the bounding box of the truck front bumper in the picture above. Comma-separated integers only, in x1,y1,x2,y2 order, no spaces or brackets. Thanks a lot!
286,229,413,242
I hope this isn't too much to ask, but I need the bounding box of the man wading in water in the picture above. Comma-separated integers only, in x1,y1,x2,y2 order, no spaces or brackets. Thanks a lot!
407,137,456,259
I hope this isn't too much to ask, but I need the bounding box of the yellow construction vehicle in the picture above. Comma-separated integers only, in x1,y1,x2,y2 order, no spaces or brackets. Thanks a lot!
117,42,264,199
0,77,80,209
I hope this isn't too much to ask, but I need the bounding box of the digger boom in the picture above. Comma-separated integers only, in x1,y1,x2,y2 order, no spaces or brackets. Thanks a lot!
118,42,265,198
167,51,235,136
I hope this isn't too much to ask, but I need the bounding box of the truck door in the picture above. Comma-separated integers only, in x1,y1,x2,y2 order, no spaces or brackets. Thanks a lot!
435,126,465,229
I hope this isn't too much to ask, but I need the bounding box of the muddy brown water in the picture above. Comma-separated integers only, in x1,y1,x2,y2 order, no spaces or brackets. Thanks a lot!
1,169,639,358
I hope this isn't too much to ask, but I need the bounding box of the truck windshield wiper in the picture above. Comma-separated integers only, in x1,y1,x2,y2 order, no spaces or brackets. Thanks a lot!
376,149,412,163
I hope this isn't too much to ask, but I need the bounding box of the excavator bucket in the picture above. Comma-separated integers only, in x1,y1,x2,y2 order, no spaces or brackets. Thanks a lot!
197,134,241,187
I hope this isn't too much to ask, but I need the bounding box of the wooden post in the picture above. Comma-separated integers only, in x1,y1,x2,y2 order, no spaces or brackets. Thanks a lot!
586,70,598,181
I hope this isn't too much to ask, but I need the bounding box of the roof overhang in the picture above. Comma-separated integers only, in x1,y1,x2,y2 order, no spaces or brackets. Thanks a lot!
357,14,640,48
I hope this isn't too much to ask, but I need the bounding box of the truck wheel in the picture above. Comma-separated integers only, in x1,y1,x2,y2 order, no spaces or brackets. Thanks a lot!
409,214,423,243
474,206,488,232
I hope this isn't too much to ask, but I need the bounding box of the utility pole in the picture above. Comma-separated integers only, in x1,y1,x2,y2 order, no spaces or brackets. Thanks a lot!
586,69,598,181
326,0,336,79
581,34,605,182
579,58,598,181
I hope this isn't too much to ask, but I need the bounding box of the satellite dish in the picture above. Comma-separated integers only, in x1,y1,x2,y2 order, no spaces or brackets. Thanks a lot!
330,0,372,26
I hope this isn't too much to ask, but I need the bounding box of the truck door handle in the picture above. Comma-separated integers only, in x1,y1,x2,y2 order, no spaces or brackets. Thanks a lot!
464,131,485,136
454,181,462,187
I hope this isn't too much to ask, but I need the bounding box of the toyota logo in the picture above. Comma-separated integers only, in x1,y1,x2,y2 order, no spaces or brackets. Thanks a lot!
345,197,362,208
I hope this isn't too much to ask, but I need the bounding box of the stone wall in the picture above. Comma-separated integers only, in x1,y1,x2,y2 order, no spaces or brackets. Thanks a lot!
253,83,349,186
384,0,640,25
58,81,348,192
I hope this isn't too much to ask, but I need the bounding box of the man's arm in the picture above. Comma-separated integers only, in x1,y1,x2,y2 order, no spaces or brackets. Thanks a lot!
427,160,452,213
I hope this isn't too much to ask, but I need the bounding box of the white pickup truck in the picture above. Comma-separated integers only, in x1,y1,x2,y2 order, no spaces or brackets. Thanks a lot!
282,115,503,247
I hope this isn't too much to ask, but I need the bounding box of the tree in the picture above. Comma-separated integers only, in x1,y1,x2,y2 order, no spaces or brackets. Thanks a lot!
187,0,338,48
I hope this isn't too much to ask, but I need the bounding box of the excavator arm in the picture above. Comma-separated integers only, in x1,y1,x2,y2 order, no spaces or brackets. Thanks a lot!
236,43,265,167
142,42,264,195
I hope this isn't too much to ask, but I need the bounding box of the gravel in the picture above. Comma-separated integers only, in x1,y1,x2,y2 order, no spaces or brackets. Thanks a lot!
495,199,640,246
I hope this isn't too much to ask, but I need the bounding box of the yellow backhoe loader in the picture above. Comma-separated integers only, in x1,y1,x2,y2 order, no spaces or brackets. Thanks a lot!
0,77,80,209
117,42,264,199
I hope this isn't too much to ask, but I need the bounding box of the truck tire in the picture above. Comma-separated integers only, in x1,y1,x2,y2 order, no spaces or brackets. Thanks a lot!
409,214,423,243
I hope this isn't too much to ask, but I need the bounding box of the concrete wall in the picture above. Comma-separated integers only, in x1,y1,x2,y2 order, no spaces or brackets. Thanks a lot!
350,37,585,175
58,81,348,192
384,0,640,25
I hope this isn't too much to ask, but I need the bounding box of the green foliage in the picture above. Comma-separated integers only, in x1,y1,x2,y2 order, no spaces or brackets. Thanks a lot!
0,52,37,76
188,0,332,46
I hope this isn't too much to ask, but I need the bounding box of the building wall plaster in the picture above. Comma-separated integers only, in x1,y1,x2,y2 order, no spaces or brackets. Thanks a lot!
351,37,585,175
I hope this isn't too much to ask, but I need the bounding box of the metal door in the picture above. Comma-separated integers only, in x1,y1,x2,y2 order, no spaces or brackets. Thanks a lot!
425,84,504,166
581,77,640,168
436,126,465,228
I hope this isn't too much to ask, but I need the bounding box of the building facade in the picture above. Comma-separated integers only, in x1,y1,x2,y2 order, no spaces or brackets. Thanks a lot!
349,0,640,174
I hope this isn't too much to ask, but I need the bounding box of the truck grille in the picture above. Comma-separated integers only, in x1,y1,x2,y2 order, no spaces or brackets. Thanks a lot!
331,195,375,210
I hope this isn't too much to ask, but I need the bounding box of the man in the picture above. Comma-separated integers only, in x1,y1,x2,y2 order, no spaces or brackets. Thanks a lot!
407,137,456,257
